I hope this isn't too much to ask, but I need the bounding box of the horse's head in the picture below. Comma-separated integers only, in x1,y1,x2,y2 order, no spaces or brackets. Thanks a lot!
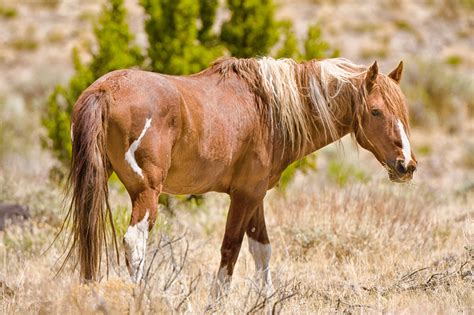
355,61,417,183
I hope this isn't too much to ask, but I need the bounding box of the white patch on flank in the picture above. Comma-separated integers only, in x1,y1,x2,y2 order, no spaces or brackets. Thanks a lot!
125,118,152,178
248,238,273,294
124,211,149,283
397,119,412,166
70,123,74,142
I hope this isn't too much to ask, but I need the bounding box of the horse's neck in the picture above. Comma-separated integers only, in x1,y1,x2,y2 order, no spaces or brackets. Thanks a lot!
301,119,351,157
289,94,355,161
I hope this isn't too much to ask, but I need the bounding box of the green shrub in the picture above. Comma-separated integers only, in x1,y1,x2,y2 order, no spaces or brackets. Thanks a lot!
445,55,462,66
394,19,414,32
220,0,279,57
327,160,369,186
460,0,474,9
277,21,339,60
279,154,318,190
402,59,474,130
304,24,339,59
10,26,39,51
46,29,66,43
276,20,300,60
416,144,432,156
198,0,220,46
0,5,17,18
141,0,221,74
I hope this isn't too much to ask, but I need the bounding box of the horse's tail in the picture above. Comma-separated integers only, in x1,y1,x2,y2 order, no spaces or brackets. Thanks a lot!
64,88,118,281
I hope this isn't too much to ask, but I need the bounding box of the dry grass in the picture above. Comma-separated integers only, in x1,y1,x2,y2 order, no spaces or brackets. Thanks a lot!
0,1,473,313
0,128,472,314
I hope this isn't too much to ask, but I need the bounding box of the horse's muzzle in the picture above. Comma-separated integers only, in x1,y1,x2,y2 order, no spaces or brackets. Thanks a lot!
395,159,417,174
388,159,417,182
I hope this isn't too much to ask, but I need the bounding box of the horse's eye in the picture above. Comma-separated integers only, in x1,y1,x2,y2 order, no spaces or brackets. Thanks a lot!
371,109,381,116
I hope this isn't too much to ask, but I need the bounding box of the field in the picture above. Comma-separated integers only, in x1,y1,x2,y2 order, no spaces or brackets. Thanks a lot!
1,126,472,313
0,0,473,314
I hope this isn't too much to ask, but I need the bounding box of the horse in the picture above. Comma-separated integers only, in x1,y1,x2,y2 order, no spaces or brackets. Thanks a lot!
65,56,417,297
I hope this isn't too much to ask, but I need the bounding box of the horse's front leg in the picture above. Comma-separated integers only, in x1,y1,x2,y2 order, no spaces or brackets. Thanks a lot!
246,202,273,296
211,189,265,299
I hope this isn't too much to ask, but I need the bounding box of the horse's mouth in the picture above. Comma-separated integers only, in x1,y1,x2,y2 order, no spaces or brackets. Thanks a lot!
388,171,412,183
384,163,414,183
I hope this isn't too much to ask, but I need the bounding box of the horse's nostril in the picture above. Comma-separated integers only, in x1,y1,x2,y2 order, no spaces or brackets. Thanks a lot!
407,164,416,173
396,159,407,174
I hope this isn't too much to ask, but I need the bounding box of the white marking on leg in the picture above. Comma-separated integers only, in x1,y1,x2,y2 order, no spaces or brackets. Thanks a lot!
397,119,412,166
124,211,149,283
125,118,152,178
217,266,230,285
211,265,231,300
248,238,273,294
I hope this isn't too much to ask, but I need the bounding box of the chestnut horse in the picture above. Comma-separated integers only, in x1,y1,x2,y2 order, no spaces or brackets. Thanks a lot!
66,57,417,296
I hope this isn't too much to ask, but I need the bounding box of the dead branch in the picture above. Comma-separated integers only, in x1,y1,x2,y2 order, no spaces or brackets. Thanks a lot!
175,272,201,312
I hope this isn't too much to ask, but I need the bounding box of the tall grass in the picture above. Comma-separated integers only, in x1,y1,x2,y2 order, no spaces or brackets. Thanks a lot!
0,127,472,313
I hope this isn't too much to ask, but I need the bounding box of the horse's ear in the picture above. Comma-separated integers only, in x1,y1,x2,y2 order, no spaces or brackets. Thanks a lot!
388,61,403,84
365,61,378,92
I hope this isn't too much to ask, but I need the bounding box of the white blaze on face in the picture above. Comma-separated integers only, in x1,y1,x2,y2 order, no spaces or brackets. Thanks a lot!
397,119,412,167
248,238,273,293
125,118,152,178
124,211,149,283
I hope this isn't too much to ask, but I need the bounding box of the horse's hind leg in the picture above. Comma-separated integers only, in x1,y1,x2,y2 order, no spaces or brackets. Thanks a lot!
246,202,273,295
123,186,160,283
121,146,171,282
111,127,171,283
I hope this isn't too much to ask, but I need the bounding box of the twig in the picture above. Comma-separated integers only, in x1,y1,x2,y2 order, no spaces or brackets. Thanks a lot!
335,298,375,311
271,291,298,315
246,280,300,314
400,267,429,281
163,239,189,290
175,272,201,311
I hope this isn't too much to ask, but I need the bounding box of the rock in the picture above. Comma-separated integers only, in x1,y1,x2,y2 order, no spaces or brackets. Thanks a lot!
0,203,29,231
0,280,15,298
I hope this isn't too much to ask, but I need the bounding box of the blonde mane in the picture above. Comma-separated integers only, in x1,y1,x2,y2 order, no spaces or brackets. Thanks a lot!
257,57,310,150
305,58,366,143
211,56,405,152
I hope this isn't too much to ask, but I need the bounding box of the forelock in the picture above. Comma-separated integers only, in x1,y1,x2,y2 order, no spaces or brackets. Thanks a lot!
377,75,409,129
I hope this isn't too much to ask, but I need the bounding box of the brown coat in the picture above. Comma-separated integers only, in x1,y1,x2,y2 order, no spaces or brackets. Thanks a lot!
65,57,417,290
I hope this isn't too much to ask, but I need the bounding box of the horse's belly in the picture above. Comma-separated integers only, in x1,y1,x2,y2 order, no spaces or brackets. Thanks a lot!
163,160,232,195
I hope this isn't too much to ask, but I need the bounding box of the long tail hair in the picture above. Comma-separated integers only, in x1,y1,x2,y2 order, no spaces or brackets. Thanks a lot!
62,88,118,281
